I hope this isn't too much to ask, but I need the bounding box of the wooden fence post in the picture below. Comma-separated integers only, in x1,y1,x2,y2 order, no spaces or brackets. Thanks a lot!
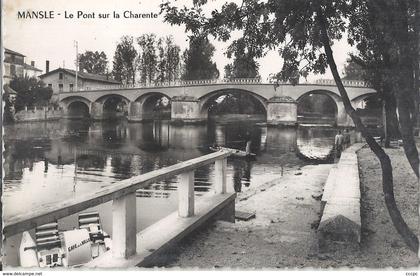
112,192,137,258
215,158,227,194
179,171,194,217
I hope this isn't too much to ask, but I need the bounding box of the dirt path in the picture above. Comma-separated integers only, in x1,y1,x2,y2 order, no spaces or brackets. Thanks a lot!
160,146,418,269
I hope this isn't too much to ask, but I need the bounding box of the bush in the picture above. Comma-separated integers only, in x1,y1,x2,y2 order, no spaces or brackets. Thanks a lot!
9,76,53,111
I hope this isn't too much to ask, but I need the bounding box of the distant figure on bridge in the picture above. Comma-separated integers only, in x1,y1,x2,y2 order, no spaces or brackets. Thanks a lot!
334,130,344,158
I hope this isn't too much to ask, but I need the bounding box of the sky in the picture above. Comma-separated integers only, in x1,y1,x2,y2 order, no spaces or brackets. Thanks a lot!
3,0,354,82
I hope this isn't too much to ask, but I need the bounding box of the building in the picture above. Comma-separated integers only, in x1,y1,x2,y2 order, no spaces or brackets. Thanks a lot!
23,62,43,78
3,48,43,83
39,68,121,102
4,48,25,84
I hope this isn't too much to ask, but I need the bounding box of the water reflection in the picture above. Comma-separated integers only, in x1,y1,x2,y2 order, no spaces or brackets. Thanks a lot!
2,121,340,201
296,127,336,161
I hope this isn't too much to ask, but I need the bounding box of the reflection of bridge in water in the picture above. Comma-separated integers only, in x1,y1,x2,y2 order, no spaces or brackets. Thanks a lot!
59,78,377,127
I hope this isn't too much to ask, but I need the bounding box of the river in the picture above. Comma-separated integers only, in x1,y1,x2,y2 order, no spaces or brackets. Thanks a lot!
3,118,341,266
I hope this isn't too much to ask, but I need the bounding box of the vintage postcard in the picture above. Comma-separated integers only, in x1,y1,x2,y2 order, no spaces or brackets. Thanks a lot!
1,0,419,273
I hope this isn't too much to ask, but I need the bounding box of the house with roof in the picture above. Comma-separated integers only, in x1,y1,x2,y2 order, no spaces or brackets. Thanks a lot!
3,48,43,83
24,62,43,78
39,68,121,102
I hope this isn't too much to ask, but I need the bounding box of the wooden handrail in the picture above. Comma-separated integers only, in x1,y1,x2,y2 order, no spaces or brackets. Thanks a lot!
3,150,231,238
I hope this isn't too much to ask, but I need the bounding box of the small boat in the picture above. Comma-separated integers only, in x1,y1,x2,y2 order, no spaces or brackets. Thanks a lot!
19,212,111,268
209,146,256,158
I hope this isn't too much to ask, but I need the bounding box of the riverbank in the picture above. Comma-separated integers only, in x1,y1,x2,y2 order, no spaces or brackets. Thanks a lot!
356,146,418,267
161,146,418,269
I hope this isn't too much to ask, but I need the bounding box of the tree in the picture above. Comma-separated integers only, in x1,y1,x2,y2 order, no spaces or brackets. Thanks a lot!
164,36,181,82
156,37,166,83
224,38,260,79
182,35,219,80
343,58,400,146
161,0,419,253
137,34,158,84
346,0,419,252
347,0,418,154
3,86,16,123
343,59,364,80
9,76,53,111
78,51,108,75
137,34,181,84
112,36,138,85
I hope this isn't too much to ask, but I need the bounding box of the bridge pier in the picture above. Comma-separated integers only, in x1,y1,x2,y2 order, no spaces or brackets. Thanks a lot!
60,103,69,119
266,96,297,126
91,102,103,120
128,102,143,122
336,101,354,127
171,96,206,124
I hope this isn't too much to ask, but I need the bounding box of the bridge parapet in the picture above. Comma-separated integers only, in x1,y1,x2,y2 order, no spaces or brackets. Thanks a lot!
60,78,264,93
59,78,368,93
314,79,367,87
4,151,234,267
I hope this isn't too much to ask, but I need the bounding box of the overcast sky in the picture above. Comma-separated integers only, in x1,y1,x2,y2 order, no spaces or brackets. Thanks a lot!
3,0,353,82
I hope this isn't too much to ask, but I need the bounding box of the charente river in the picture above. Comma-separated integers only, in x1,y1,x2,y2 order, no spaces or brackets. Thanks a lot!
2,118,346,266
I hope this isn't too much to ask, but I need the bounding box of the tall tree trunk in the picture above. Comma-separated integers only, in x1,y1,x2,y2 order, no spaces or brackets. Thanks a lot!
316,5,419,253
393,1,419,178
396,90,419,177
383,92,400,147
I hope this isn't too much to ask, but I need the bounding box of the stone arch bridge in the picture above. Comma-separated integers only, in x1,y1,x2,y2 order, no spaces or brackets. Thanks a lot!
58,79,376,127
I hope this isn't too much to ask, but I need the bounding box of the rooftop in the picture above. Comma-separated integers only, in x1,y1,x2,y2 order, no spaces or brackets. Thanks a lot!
4,48,26,57
39,68,121,84
23,63,42,72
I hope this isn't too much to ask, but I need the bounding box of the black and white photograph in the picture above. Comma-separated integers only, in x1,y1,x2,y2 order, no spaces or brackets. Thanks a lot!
1,0,419,272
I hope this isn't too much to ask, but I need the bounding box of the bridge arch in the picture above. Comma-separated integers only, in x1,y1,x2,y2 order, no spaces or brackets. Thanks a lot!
296,90,342,125
351,92,382,127
67,101,90,119
60,96,92,119
198,88,268,121
94,94,130,120
94,94,130,105
60,96,92,108
351,92,379,108
133,92,172,121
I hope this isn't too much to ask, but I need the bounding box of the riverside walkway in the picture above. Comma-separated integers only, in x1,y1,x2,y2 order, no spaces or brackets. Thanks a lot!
166,164,334,268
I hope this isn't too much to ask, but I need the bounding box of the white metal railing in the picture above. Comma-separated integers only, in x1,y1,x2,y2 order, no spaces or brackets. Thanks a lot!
3,151,231,259
58,78,368,93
